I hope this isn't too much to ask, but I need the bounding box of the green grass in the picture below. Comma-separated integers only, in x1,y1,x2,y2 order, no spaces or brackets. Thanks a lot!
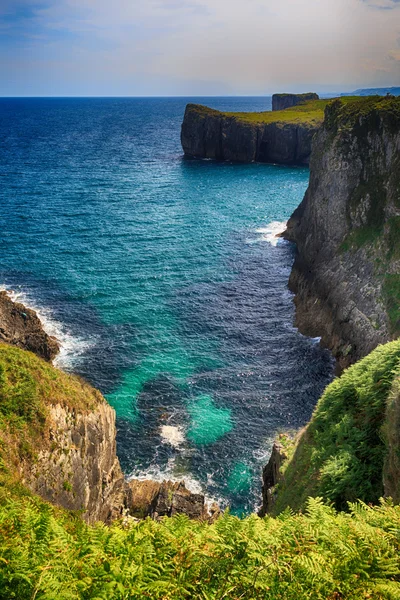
272,340,400,514
383,275,400,335
227,96,367,125
340,224,383,252
0,343,104,482
188,96,366,127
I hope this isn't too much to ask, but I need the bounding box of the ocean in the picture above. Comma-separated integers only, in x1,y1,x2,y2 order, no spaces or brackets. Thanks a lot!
0,96,333,513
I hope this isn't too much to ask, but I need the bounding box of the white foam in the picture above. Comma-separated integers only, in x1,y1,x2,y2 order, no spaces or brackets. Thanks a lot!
255,221,288,246
0,286,95,370
160,425,185,448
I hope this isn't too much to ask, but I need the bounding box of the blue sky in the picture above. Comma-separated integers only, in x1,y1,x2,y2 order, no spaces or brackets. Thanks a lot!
1,0,399,96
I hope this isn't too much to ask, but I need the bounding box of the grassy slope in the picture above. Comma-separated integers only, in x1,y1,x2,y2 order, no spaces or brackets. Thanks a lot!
273,341,400,515
0,343,102,487
190,96,366,126
1,488,400,598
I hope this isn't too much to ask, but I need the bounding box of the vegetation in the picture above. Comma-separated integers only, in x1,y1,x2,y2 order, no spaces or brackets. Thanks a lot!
272,340,400,514
188,96,366,127
0,343,102,479
383,276,400,334
1,342,400,597
325,95,400,134
1,491,400,599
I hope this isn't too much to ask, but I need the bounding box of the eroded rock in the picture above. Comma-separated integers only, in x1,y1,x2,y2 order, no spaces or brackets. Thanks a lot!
0,291,59,361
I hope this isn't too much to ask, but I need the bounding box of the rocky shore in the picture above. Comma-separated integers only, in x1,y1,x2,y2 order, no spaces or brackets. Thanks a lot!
0,290,59,361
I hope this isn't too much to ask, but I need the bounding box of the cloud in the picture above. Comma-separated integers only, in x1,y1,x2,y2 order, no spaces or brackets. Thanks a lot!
1,0,400,95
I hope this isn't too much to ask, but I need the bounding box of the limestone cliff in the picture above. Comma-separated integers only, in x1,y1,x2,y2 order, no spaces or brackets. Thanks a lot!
283,96,400,368
272,92,319,112
0,290,59,361
25,400,127,524
181,103,321,165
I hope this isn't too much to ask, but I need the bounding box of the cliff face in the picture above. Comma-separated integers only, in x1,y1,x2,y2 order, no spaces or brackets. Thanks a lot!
284,97,400,368
25,401,127,524
181,104,319,165
272,93,319,112
0,291,59,361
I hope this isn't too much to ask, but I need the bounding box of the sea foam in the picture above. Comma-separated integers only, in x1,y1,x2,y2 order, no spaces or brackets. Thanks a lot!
255,221,287,246
0,285,94,370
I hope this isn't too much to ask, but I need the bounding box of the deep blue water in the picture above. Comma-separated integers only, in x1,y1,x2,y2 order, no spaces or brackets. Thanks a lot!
0,97,333,512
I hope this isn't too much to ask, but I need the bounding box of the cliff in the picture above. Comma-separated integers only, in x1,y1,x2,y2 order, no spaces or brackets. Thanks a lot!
272,92,319,111
284,96,400,368
181,101,325,165
0,290,59,361
261,340,400,515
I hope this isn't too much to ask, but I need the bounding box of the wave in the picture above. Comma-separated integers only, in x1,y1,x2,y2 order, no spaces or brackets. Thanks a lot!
254,221,288,246
0,285,95,370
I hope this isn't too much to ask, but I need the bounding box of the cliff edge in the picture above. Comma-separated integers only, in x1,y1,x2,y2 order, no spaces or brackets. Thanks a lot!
284,96,400,368
181,101,325,165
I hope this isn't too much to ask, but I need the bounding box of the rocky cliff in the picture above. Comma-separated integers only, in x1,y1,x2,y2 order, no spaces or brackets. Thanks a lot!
0,333,212,523
272,92,319,111
0,290,59,361
283,96,400,368
181,103,321,165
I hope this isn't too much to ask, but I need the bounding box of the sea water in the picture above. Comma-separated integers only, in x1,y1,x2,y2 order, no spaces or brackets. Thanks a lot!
0,97,333,512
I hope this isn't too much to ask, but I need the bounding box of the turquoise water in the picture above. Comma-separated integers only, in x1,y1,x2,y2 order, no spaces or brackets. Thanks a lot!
0,97,333,512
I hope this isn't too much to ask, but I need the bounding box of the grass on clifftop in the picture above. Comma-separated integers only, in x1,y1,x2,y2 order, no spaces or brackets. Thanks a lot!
0,344,103,482
272,340,400,515
215,96,365,126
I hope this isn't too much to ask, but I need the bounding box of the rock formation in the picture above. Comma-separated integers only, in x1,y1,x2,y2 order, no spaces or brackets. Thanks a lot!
258,439,289,517
272,93,319,112
25,399,127,524
0,334,213,524
0,290,59,361
127,479,219,521
181,103,320,165
283,96,400,368
26,396,212,523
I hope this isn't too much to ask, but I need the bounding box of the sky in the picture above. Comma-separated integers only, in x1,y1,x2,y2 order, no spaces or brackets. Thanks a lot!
0,0,399,96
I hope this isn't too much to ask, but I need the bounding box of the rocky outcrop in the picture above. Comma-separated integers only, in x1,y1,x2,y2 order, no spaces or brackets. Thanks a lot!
25,401,127,524
272,93,319,112
22,384,214,524
0,291,59,361
259,440,288,517
181,104,320,165
283,97,400,368
127,479,219,521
